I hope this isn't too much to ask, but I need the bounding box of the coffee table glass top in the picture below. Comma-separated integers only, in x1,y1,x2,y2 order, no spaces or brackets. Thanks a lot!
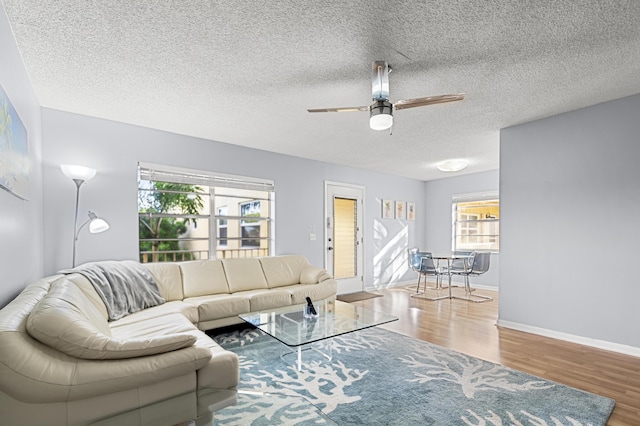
239,299,398,347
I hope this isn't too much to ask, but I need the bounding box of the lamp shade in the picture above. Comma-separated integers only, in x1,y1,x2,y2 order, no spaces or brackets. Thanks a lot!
89,218,110,234
86,211,110,234
61,164,97,181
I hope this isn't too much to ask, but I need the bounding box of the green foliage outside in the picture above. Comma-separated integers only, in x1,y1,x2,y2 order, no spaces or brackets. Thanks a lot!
139,182,204,262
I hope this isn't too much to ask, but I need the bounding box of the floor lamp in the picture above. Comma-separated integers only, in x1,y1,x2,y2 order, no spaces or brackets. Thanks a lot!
61,164,110,267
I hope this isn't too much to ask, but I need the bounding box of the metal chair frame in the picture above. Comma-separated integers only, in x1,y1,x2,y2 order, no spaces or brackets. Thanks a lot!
408,248,443,294
449,251,493,302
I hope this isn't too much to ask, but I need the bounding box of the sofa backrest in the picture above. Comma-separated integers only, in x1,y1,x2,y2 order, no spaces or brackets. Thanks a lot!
260,255,309,288
144,262,184,301
64,273,110,319
221,258,268,292
179,260,230,297
26,278,113,353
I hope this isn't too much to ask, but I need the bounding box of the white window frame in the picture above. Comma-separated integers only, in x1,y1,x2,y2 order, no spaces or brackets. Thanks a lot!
452,191,499,253
239,200,262,248
217,206,228,247
138,162,275,261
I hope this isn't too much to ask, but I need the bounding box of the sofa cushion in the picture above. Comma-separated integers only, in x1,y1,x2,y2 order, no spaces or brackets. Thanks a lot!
179,260,230,297
111,313,239,391
283,281,338,304
259,255,307,288
241,289,293,312
184,294,251,322
144,262,184,301
111,313,200,339
27,280,195,360
222,258,268,292
109,300,199,328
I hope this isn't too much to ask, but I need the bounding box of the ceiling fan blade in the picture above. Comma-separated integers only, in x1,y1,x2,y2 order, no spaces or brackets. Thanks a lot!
393,94,465,110
307,105,369,113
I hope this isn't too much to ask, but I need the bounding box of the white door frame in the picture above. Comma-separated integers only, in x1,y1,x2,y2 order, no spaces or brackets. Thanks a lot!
324,181,365,294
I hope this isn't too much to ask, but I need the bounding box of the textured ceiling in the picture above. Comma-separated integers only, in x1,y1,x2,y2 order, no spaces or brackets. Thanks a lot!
3,1,640,180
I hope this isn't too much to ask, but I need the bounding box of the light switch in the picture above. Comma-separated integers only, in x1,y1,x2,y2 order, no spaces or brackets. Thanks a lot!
309,233,316,241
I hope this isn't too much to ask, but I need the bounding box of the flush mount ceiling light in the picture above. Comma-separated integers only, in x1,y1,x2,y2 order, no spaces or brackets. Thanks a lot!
437,159,468,172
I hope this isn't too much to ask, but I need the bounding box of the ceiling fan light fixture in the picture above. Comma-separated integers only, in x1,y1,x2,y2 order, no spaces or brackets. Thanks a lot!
369,100,393,131
437,159,468,172
307,61,464,131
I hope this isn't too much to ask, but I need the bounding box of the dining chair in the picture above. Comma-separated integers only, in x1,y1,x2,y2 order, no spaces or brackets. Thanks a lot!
408,248,442,293
449,251,493,302
448,250,474,273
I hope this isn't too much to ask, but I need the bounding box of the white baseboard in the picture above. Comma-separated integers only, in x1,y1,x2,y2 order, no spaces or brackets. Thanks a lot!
368,279,499,292
497,319,640,358
367,279,414,290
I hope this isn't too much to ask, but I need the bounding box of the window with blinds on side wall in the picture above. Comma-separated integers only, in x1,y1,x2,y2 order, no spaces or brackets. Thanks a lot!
452,192,499,252
138,163,274,263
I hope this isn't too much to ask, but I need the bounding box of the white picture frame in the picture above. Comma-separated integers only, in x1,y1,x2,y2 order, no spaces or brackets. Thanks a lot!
382,199,393,219
407,202,415,220
395,200,405,219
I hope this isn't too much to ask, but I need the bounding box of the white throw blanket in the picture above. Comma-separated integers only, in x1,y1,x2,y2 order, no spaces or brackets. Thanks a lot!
60,260,165,321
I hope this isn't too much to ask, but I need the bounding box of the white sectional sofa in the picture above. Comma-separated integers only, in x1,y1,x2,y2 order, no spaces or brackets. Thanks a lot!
0,255,337,425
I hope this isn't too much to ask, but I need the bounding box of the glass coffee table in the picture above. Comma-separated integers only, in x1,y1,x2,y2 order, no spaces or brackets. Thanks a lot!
239,299,398,371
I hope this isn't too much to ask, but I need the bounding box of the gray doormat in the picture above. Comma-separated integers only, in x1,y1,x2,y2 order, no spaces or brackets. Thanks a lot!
336,291,383,303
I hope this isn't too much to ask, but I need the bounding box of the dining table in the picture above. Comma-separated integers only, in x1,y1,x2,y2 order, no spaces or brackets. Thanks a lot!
413,253,472,301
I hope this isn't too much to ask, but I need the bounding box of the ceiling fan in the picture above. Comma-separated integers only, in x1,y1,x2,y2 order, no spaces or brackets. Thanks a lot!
307,61,464,131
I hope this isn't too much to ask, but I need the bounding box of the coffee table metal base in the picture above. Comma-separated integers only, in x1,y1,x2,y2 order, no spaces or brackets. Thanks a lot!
280,341,333,371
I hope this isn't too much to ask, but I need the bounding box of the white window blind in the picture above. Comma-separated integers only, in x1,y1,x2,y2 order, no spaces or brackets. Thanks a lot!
138,163,274,262
139,162,275,192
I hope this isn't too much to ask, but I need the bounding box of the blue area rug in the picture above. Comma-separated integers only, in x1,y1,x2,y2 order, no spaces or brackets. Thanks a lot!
210,327,615,425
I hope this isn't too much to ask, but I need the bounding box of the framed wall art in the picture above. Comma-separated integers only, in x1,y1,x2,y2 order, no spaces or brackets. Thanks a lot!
395,200,405,219
382,199,393,219
0,84,29,200
407,202,415,220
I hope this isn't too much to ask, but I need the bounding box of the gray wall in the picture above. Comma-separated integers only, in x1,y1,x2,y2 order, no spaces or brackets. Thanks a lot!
500,93,640,349
424,170,500,288
0,5,44,307
41,108,426,289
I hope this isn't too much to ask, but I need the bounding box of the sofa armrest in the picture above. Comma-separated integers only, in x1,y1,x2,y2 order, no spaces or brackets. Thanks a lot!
0,329,212,403
300,265,333,284
68,345,212,400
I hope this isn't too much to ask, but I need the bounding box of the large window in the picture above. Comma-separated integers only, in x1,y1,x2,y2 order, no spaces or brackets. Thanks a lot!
138,163,274,263
452,192,499,252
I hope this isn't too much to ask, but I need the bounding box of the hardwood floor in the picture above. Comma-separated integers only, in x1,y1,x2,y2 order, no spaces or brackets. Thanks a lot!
355,286,640,425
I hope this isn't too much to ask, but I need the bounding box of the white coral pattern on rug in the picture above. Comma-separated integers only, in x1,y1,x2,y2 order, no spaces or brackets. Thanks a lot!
243,360,367,413
214,393,333,425
318,325,396,354
401,340,554,399
214,327,263,347
462,409,592,426
227,329,395,415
